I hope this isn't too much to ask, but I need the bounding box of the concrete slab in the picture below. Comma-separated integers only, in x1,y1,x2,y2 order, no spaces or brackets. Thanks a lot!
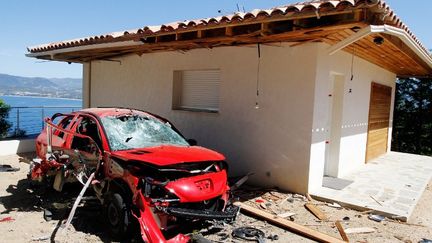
0,138,35,156
311,152,432,221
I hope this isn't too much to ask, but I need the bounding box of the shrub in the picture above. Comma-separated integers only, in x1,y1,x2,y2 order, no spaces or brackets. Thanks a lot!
0,99,11,138
11,128,26,138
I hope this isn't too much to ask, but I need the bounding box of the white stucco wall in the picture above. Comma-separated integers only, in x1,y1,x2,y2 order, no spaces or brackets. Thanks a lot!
84,43,318,193
82,62,91,108
309,43,397,192
0,138,35,156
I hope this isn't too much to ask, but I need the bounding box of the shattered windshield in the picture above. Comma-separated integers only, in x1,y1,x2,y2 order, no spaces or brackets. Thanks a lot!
101,114,189,151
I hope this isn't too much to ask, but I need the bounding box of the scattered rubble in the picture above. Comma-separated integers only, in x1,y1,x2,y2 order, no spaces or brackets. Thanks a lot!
231,173,253,191
1,153,432,242
344,227,376,234
335,220,349,242
0,164,19,172
0,216,14,223
232,227,265,242
221,187,432,242
31,235,50,241
233,201,346,243
304,203,328,221
277,212,296,218
326,202,342,209
419,238,432,243
368,214,386,222
267,234,279,241
43,209,52,221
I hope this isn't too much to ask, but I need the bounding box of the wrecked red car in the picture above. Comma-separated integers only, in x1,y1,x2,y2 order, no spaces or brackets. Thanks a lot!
30,108,238,242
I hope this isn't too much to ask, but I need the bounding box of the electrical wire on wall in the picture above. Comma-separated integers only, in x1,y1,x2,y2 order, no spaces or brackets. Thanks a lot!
255,43,261,109
349,46,356,93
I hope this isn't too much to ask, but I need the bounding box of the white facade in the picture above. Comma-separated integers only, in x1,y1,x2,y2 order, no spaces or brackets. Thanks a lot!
308,43,396,192
82,42,396,193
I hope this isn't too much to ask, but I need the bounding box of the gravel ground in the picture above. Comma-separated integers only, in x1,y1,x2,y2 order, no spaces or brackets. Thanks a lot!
0,153,431,243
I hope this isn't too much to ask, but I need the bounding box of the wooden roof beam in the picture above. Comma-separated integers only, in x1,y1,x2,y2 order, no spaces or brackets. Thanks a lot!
46,22,366,63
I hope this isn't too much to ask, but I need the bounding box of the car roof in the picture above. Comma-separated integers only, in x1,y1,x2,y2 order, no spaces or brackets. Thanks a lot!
78,108,155,118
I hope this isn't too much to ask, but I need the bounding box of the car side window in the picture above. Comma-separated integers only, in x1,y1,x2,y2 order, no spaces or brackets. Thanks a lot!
56,116,73,139
71,116,103,152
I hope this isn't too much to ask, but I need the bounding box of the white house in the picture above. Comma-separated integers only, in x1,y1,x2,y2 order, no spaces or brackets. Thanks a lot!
27,0,432,194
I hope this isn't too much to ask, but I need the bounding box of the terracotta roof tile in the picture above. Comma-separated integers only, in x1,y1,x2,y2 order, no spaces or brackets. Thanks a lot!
27,0,430,55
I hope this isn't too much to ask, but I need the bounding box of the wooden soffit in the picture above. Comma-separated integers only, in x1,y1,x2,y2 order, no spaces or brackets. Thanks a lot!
324,29,432,76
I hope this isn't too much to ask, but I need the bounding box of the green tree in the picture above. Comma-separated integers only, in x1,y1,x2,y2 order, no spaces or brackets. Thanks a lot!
0,99,11,138
392,78,432,155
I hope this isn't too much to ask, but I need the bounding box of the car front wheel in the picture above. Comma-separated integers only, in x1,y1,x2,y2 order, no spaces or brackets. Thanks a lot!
104,192,131,239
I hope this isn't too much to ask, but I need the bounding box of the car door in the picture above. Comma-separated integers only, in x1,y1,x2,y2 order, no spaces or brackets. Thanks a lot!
68,114,103,171
52,115,75,149
36,114,77,159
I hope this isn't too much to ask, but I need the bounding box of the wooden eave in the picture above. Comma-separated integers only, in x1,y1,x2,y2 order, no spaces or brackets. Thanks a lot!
29,8,431,77
324,30,432,76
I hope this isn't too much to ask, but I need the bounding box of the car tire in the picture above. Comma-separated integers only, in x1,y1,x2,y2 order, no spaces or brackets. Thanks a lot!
104,192,131,240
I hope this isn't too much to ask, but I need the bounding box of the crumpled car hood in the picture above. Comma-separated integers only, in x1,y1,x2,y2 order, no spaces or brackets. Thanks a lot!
110,145,225,166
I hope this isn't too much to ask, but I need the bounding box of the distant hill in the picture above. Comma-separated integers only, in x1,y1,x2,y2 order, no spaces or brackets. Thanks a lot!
0,73,82,99
49,77,82,90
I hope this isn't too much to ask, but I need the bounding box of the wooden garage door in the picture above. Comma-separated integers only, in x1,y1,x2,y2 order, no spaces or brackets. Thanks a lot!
366,82,392,162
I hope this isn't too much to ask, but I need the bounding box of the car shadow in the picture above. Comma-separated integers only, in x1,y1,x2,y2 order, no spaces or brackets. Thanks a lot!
0,176,254,242
0,175,122,242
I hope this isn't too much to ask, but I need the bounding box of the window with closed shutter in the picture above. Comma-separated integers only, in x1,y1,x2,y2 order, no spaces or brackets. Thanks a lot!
172,70,220,112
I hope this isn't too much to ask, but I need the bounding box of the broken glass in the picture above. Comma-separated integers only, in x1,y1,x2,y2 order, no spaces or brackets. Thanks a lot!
101,114,189,151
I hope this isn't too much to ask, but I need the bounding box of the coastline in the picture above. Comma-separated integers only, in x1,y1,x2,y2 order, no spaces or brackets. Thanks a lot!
0,94,82,101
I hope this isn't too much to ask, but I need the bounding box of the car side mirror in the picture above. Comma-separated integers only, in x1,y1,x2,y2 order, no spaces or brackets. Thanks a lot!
187,138,197,146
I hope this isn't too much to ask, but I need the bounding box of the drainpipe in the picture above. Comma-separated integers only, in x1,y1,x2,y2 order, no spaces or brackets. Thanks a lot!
327,25,432,69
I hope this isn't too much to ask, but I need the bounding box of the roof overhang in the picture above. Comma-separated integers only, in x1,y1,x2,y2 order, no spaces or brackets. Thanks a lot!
26,0,431,77
26,41,142,61
323,25,432,76
328,25,432,74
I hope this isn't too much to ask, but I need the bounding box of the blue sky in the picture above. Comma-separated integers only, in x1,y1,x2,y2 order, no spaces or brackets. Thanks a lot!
0,0,430,79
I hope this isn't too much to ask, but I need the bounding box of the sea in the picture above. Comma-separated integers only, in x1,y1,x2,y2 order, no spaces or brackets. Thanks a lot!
0,95,82,136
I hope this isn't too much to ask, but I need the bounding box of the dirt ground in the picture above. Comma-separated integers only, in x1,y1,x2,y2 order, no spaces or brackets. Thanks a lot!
0,153,431,243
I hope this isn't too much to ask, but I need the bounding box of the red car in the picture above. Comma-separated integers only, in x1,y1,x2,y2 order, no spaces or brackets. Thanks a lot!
31,108,238,242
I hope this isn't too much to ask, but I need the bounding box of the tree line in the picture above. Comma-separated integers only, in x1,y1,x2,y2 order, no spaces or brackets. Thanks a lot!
392,78,432,156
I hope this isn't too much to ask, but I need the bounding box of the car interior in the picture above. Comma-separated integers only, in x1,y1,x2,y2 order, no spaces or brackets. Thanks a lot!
71,116,103,152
